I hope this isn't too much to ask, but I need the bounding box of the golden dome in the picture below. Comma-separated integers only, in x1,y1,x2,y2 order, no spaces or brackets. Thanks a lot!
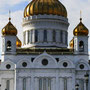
73,18,89,36
69,38,74,49
24,0,67,17
16,37,22,47
2,19,17,36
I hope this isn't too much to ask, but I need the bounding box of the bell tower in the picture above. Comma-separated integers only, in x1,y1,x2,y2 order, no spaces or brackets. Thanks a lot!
1,17,17,55
73,13,89,54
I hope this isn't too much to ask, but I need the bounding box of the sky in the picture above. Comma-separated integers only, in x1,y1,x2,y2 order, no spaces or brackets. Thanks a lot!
0,0,90,57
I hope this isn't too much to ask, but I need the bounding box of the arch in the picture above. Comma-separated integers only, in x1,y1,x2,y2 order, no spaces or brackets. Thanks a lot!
58,59,75,68
16,58,32,68
33,52,58,68
79,41,84,52
76,59,90,70
6,41,11,51
0,60,15,70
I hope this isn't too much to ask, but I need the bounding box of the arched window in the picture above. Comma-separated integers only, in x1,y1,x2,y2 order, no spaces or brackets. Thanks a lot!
79,41,84,52
6,41,11,51
53,30,56,42
43,30,47,42
27,31,30,44
39,78,51,90
60,31,63,43
31,30,33,43
65,31,68,45
35,30,38,42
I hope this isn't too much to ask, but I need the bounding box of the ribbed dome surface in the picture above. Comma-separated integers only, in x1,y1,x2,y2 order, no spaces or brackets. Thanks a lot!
24,0,67,17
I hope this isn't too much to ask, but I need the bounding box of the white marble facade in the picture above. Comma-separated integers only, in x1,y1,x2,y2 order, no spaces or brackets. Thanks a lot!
0,1,90,90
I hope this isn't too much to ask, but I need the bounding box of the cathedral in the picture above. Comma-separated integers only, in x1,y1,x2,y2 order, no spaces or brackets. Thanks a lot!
0,0,90,90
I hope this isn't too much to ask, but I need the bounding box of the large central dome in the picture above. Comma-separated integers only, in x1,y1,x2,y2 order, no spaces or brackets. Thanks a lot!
24,0,67,17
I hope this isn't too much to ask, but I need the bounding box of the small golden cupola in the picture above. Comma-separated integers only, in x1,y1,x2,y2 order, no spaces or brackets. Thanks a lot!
16,37,22,47
2,18,17,36
69,38,74,49
73,18,89,36
24,0,67,18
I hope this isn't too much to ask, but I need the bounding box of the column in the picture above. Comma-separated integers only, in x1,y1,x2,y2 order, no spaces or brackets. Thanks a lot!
56,30,60,43
34,78,39,90
56,76,59,90
10,79,14,90
39,30,43,42
26,78,30,90
47,30,52,42
1,79,6,90
26,31,28,44
51,78,56,90
59,78,64,90
31,77,34,90
72,73,75,90
18,78,23,90
67,78,72,90
84,80,86,90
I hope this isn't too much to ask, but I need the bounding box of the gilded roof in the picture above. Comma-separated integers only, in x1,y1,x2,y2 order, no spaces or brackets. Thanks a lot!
73,19,89,36
69,38,74,49
16,37,22,47
24,0,67,17
2,20,17,36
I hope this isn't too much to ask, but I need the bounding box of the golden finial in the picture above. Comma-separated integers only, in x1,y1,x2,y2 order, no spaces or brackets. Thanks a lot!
80,10,82,22
9,10,11,21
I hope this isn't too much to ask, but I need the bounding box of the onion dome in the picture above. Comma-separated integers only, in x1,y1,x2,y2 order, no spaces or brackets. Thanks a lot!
2,18,17,36
16,37,22,47
24,0,67,18
73,18,89,36
69,38,74,49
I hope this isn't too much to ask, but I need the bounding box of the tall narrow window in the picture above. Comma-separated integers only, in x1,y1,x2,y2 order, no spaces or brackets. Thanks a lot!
60,31,63,43
27,31,30,44
6,80,10,90
65,31,68,45
6,41,11,51
35,30,38,42
64,78,67,90
79,41,84,52
39,78,51,90
53,30,56,42
31,30,33,43
44,30,47,42
23,78,26,90
29,30,31,43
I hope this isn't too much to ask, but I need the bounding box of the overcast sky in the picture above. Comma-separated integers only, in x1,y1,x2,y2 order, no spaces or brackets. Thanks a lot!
0,0,90,57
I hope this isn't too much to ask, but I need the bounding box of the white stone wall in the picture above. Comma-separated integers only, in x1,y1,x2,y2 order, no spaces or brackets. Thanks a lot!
0,52,90,90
